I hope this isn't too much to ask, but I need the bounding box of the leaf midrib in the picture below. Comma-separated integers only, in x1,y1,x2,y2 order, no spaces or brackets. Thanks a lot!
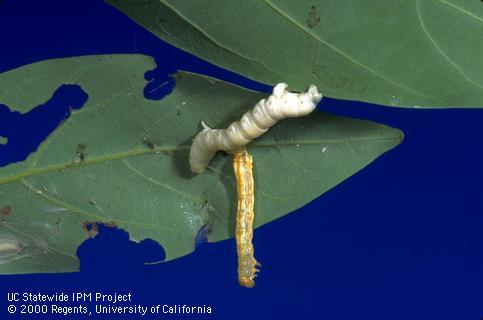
160,0,431,97
0,134,400,186
261,0,436,98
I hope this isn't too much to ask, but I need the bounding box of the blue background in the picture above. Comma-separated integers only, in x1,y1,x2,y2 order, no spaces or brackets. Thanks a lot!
0,1,482,319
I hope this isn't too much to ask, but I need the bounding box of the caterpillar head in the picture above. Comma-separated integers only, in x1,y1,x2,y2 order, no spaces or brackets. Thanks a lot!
272,84,322,118
272,83,288,97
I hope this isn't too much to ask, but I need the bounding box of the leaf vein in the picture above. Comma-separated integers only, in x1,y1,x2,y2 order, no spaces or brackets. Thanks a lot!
121,159,203,202
158,0,285,79
415,0,483,90
262,0,434,98
19,179,191,236
436,0,483,23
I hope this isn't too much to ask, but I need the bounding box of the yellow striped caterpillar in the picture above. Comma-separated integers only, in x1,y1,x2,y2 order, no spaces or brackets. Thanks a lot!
233,147,259,287
189,83,322,287
189,83,322,173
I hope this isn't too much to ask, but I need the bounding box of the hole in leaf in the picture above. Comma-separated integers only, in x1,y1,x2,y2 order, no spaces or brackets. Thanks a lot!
77,224,166,272
0,84,88,167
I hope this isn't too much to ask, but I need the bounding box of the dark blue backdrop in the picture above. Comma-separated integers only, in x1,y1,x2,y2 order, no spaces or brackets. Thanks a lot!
0,1,482,319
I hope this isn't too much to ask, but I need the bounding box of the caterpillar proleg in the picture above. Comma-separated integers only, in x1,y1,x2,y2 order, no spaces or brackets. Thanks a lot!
189,83,322,173
233,147,259,288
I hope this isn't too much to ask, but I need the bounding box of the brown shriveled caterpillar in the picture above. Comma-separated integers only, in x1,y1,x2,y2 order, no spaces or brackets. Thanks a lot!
233,147,259,287
189,83,322,287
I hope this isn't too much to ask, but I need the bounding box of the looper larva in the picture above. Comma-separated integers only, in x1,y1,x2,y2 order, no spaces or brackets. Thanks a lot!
233,148,259,287
189,83,322,173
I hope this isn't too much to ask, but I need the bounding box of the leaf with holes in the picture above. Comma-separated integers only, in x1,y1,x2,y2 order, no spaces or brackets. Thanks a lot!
108,0,483,108
0,54,402,274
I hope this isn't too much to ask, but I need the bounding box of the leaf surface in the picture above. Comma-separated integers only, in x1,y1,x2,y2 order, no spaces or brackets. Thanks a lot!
108,0,483,108
0,54,401,273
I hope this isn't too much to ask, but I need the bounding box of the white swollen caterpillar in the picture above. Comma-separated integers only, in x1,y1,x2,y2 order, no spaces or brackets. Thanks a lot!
189,83,322,173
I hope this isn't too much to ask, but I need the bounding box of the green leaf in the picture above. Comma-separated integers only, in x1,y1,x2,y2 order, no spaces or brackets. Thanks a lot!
0,54,402,274
107,0,483,108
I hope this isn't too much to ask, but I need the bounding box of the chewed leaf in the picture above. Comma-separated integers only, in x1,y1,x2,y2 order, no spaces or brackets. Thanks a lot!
108,0,483,108
0,54,402,274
